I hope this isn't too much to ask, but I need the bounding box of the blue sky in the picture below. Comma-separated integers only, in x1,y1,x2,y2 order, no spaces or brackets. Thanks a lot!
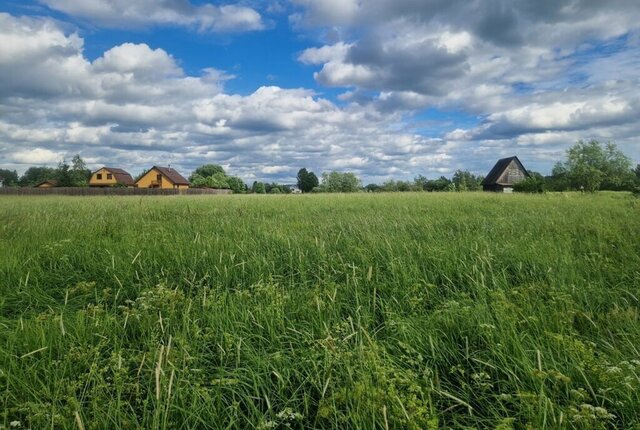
0,0,639,183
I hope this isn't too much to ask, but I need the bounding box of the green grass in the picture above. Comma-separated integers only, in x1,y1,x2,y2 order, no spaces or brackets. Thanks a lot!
1,192,639,429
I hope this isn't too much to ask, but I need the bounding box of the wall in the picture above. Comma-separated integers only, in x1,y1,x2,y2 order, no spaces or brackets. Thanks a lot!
136,168,188,189
89,168,119,187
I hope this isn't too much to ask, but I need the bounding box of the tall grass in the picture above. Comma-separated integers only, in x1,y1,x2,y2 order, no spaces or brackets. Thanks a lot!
1,193,639,429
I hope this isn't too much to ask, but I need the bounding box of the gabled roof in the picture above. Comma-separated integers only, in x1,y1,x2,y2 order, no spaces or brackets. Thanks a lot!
481,156,529,186
93,167,135,186
34,179,59,187
146,166,190,185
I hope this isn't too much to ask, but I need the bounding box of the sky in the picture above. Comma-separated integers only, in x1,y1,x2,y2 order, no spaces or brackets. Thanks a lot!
0,0,639,183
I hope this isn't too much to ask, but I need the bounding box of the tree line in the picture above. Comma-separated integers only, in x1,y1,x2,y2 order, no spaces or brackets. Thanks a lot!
2,140,638,193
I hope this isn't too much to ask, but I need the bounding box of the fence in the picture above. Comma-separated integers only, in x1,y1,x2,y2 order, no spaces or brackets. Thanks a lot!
0,187,233,196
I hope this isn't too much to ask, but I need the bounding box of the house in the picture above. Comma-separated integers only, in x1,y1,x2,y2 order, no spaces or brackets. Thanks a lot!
34,179,59,188
135,166,190,189
481,156,530,193
89,167,135,187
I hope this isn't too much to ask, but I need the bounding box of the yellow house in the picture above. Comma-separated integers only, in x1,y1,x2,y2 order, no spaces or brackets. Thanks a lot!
89,167,135,187
135,166,190,189
34,179,59,188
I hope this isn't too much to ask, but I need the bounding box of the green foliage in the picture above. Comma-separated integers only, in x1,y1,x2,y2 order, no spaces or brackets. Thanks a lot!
423,176,453,192
1,193,639,429
226,176,247,194
513,176,545,193
0,169,19,186
19,166,58,187
318,171,361,192
189,164,246,193
296,168,319,193
379,179,421,192
452,169,483,191
190,172,229,189
252,181,266,194
559,140,633,191
189,164,226,181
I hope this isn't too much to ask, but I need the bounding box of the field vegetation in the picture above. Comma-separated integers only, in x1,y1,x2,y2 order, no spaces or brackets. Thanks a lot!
1,192,639,429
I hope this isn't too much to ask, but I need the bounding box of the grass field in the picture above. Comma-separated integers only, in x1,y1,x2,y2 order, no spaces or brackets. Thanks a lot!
1,192,639,429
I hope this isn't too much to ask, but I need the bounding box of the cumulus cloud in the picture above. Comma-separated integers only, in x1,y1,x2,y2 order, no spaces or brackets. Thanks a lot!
41,0,264,32
294,0,640,168
0,13,453,182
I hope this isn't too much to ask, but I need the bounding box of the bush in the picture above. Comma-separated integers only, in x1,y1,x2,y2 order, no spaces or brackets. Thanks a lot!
514,176,545,193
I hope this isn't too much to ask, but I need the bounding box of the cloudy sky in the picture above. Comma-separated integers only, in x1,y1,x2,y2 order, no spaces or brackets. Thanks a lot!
1,0,639,182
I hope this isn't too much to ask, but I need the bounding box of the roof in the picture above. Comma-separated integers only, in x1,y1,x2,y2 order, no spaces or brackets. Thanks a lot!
149,166,190,185
93,167,135,186
481,156,529,186
34,179,59,187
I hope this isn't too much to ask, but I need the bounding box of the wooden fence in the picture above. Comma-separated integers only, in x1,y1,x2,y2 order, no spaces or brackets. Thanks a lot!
0,187,233,196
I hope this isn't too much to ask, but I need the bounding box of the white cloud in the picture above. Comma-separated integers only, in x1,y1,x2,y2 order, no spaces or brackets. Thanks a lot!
13,148,64,164
41,0,264,32
0,13,456,181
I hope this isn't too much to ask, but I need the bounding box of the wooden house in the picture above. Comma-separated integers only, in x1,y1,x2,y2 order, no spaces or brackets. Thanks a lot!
34,179,59,188
89,167,135,187
481,156,530,193
135,166,190,189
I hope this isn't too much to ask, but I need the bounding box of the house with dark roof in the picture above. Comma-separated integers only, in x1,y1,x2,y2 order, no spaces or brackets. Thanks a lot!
481,156,530,192
135,166,190,189
89,167,135,187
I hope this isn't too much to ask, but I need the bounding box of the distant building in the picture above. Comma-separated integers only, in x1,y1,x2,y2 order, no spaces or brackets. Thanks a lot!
481,156,530,193
286,184,302,194
89,167,135,187
0,177,4,188
135,166,190,189
34,179,59,188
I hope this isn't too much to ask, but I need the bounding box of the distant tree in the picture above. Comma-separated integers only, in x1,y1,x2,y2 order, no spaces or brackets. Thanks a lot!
269,187,282,194
252,181,266,194
56,161,73,187
424,176,452,192
0,169,19,186
364,183,380,192
452,170,483,191
414,175,428,190
320,171,361,193
19,166,57,187
189,164,226,181
296,168,319,193
380,179,419,192
560,140,633,192
69,154,91,186
634,164,640,182
226,176,246,194
513,176,545,193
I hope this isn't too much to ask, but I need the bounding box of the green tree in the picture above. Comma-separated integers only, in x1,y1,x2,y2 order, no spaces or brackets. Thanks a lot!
513,176,545,193
452,170,483,191
226,176,246,194
0,169,19,186
69,154,91,186
19,167,57,187
424,176,452,192
189,164,226,181
320,171,361,193
296,168,319,193
56,161,73,187
561,140,633,191
252,181,266,194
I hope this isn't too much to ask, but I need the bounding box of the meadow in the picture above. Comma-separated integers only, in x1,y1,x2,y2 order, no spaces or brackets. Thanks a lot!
1,192,639,429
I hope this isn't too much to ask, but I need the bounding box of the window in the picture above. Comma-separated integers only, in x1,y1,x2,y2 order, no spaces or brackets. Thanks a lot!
107,174,113,180
96,174,102,180
157,174,162,181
